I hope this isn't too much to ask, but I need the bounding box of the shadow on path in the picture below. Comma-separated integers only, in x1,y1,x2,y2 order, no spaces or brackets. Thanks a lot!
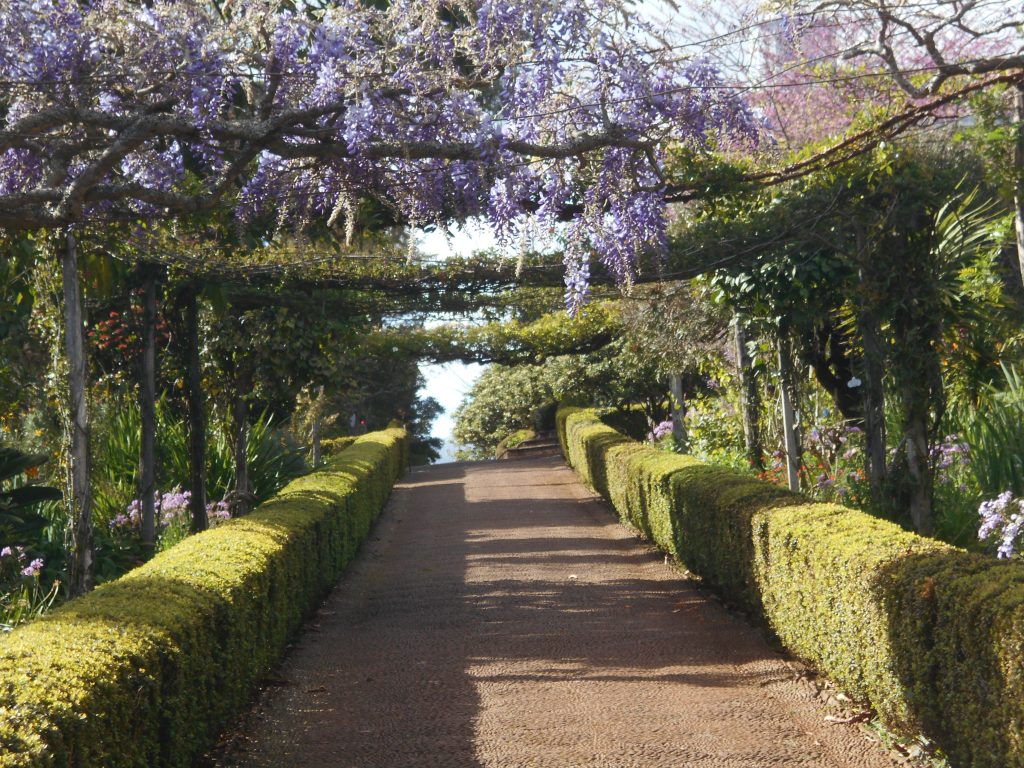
212,458,900,768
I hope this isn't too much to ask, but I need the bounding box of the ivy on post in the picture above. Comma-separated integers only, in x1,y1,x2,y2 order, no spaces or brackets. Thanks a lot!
59,228,93,596
181,286,209,534
776,334,802,494
137,263,159,548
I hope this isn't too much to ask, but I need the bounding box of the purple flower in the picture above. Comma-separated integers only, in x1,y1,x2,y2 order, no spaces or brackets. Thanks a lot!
979,492,1023,557
649,419,675,441
0,546,12,558
206,499,232,522
20,558,44,577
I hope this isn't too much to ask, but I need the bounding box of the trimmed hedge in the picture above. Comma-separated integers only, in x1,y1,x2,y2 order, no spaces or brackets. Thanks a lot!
0,427,407,768
558,406,1024,768
320,435,358,457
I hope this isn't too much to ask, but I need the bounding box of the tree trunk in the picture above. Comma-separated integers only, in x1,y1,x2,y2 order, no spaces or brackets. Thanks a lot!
733,318,764,471
902,385,935,536
1014,82,1024,289
183,289,208,533
231,371,253,515
777,335,801,492
311,384,324,467
668,373,687,450
61,230,93,596
138,268,158,547
857,299,889,505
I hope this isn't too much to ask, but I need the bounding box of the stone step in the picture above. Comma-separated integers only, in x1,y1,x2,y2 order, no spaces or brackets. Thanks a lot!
501,443,563,460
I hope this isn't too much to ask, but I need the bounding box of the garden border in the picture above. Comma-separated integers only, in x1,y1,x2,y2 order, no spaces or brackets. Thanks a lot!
0,427,407,768
558,406,1024,768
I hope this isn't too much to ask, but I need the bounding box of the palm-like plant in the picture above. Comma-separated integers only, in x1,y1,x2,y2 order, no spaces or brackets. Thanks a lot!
0,447,61,546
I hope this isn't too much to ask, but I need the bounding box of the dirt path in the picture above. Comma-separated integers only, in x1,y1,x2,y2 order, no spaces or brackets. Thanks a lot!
215,457,901,768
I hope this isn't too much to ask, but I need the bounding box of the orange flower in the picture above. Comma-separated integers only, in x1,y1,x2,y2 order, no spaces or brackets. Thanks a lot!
25,465,39,479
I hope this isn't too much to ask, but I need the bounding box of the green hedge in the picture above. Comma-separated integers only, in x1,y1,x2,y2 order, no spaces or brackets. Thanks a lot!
320,435,358,457
0,427,407,768
558,406,1024,768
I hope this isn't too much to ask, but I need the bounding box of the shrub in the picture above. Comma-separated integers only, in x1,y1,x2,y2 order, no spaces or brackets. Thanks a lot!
320,436,357,457
0,427,406,768
557,406,1024,768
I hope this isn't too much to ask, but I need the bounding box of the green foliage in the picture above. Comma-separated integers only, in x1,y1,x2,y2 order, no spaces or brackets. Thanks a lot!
952,364,1024,499
202,300,359,423
92,400,307,530
0,580,60,634
559,406,1024,767
494,428,534,457
454,364,558,459
0,448,59,548
294,339,442,465
0,237,44,428
377,300,621,365
619,281,728,379
453,320,676,459
0,427,407,767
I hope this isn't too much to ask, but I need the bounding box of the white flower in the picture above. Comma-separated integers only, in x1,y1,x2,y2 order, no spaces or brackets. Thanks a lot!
847,377,862,388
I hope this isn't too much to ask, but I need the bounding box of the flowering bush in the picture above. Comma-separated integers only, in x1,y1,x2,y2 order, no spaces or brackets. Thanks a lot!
110,488,233,552
649,419,674,442
0,546,57,632
801,422,870,504
0,546,41,578
978,491,1024,558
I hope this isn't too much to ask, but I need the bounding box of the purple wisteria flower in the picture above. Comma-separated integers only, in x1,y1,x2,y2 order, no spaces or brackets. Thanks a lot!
0,0,762,311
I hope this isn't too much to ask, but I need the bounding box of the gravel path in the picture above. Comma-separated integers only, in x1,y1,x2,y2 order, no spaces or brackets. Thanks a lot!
214,457,901,768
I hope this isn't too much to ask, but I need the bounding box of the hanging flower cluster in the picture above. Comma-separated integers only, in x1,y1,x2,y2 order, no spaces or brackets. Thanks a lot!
0,0,760,310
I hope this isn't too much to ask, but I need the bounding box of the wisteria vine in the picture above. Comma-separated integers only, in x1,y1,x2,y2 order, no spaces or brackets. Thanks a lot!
0,0,760,309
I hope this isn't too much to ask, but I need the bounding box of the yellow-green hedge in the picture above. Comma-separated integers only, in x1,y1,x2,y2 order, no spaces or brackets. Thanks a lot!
320,435,358,456
0,427,407,768
558,406,1024,768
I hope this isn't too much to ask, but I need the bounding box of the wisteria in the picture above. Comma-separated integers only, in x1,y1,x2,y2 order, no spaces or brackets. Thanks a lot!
0,0,761,308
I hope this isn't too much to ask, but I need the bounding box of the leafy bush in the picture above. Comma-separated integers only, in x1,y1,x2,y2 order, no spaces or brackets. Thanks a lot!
92,399,308,528
0,447,62,628
494,428,534,457
558,406,1024,768
0,427,406,767
0,448,59,555
955,364,1024,498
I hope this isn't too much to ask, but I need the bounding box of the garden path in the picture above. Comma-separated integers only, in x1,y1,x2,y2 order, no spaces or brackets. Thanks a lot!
213,456,901,768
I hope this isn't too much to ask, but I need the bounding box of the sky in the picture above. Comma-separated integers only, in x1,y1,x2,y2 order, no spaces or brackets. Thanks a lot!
413,222,497,463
